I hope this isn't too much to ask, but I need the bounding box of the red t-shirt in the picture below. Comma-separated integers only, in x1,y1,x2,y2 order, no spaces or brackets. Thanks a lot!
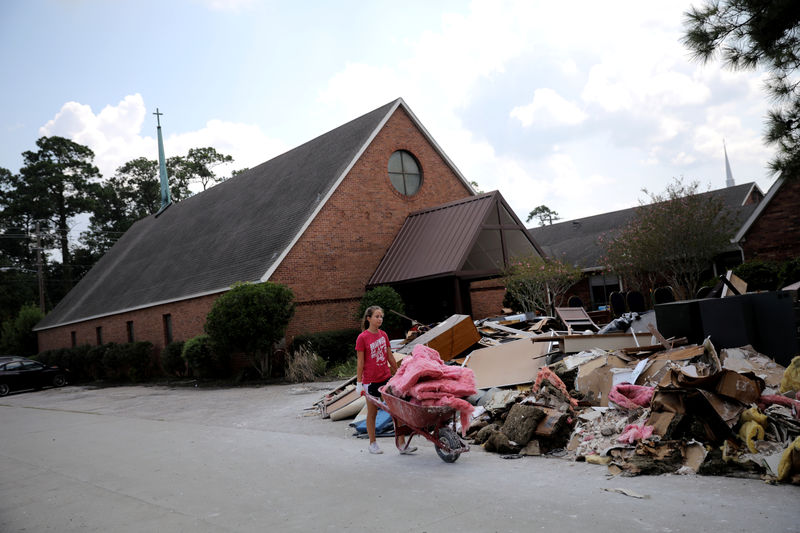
356,329,392,384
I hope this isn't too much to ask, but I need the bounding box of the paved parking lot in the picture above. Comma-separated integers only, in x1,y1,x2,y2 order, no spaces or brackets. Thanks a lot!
1,383,798,532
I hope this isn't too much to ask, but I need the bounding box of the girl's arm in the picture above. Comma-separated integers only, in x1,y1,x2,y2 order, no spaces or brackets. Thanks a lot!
386,348,399,374
356,349,365,382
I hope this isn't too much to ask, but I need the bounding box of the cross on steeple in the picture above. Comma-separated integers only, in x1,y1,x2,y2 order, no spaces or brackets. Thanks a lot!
153,108,164,128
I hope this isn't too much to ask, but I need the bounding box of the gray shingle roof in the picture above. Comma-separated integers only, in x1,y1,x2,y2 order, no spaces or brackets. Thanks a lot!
36,99,403,330
529,182,761,270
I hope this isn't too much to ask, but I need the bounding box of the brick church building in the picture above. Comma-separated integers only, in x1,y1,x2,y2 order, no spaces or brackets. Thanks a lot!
34,99,542,354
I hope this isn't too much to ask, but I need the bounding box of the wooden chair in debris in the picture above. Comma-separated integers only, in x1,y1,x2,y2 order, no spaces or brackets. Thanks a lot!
652,286,676,305
555,307,600,333
626,290,646,312
609,291,626,317
567,295,584,308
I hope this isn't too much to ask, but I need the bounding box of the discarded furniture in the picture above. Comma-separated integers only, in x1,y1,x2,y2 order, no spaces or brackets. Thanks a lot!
555,306,599,332
587,307,612,326
567,295,583,308
626,290,646,312
609,291,626,317
534,332,647,354
652,286,675,305
397,314,480,361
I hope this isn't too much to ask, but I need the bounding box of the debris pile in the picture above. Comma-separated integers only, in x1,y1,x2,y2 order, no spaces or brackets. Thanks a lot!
466,330,800,483
315,302,800,484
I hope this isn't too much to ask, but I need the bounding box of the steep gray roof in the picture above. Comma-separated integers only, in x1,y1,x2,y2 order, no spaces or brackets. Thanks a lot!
733,176,784,243
36,98,435,330
529,182,761,270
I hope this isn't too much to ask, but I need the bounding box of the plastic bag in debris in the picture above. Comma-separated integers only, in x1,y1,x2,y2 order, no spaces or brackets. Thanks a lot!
350,409,393,434
597,312,639,334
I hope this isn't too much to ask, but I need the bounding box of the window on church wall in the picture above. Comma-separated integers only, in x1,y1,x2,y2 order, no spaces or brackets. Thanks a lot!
589,273,620,309
388,150,422,196
126,321,134,343
96,326,103,345
70,331,76,348
163,314,173,345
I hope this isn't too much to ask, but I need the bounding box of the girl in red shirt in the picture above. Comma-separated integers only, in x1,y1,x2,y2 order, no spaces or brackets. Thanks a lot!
356,305,416,455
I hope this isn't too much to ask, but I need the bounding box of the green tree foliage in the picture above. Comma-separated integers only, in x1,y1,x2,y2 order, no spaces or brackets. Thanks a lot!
204,282,295,378
14,136,101,291
292,328,360,366
0,167,36,269
526,205,561,226
733,259,781,290
502,253,581,315
356,286,406,337
780,256,800,286
601,178,734,299
168,147,233,191
0,304,45,356
683,1,800,176
161,340,187,377
101,341,153,382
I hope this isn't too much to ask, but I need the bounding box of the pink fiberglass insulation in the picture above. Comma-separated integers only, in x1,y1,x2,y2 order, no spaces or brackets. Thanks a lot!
617,424,654,444
758,394,800,419
387,344,476,435
608,383,655,410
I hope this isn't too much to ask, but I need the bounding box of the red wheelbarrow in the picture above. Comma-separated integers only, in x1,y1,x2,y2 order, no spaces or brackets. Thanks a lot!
366,386,469,463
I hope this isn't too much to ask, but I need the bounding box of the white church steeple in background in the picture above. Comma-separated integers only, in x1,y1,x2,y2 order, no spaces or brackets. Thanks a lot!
724,139,735,188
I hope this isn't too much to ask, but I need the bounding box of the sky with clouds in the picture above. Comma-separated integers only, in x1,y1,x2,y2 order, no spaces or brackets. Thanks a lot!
0,0,779,236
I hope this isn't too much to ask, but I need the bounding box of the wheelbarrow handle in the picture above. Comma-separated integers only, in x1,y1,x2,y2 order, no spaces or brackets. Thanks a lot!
364,392,388,412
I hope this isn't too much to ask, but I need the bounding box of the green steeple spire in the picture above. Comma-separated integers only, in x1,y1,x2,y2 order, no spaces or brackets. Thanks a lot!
154,108,172,215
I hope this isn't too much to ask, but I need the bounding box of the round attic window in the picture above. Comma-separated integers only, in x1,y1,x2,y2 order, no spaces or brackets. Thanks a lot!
388,150,422,196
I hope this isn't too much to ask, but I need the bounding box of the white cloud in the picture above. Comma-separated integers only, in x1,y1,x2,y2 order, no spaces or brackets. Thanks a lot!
39,94,286,181
201,0,256,12
510,89,587,128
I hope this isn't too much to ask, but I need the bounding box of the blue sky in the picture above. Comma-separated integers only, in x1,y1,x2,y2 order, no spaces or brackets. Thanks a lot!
0,0,778,236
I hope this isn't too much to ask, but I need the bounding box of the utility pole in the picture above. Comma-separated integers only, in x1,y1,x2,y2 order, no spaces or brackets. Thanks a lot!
35,221,45,312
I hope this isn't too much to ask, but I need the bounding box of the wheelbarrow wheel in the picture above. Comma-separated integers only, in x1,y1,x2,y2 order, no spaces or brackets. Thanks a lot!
435,427,462,463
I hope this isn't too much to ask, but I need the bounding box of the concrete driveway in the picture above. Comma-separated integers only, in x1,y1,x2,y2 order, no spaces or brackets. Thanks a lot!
0,383,798,532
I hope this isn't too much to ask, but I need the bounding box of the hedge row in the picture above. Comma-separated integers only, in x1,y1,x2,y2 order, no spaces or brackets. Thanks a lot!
36,341,155,383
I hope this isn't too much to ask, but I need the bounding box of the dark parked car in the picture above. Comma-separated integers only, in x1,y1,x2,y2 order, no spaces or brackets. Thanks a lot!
0,358,69,396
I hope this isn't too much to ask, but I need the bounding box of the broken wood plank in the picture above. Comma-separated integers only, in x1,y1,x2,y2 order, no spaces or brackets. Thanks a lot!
648,323,672,350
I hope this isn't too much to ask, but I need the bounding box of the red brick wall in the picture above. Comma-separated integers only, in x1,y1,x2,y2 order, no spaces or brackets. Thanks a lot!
742,178,800,261
37,293,218,353
37,106,473,353
274,107,472,341
469,279,505,318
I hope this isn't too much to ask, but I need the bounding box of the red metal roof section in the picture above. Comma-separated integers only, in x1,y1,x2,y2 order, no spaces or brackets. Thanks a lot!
367,190,549,286
369,193,496,285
